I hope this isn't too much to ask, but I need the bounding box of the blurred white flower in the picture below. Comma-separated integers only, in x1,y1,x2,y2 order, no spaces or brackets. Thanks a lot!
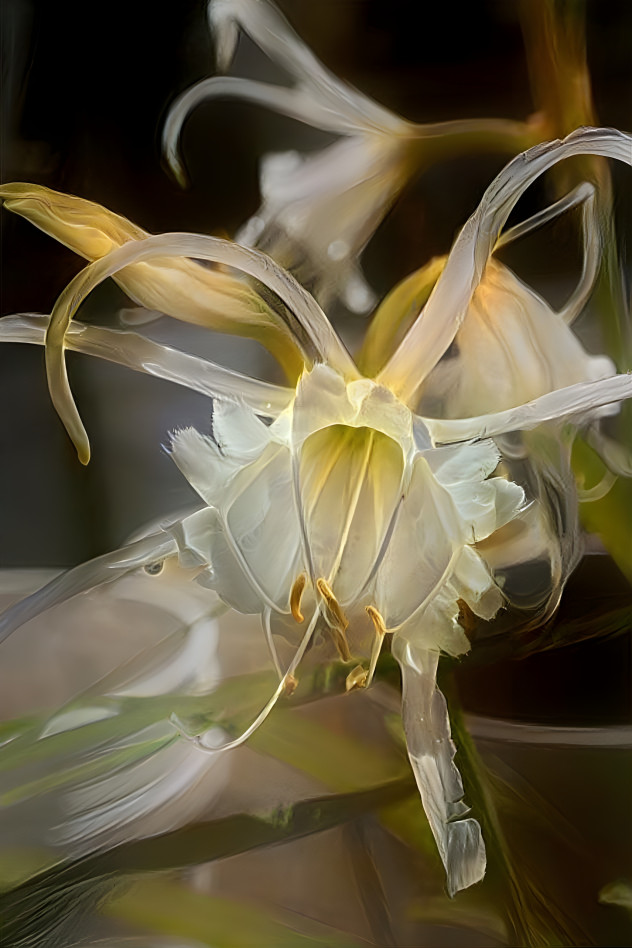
163,0,532,313
2,127,632,896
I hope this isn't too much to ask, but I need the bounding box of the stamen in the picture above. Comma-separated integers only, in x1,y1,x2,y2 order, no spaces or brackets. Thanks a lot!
290,573,307,623
316,578,349,630
316,577,352,661
284,674,299,696
346,664,368,692
366,605,387,637
365,605,388,687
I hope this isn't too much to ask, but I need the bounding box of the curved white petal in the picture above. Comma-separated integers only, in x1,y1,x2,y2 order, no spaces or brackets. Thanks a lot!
381,127,632,402
392,637,486,895
373,457,463,629
0,313,293,417
428,260,615,417
168,508,265,615
170,423,303,614
207,0,402,133
423,373,632,444
221,442,303,612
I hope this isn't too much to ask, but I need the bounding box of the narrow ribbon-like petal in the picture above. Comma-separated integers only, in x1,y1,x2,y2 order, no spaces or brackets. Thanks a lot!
392,637,486,896
423,373,632,444
44,231,357,463
0,314,293,418
380,127,632,402
0,532,178,646
0,183,304,380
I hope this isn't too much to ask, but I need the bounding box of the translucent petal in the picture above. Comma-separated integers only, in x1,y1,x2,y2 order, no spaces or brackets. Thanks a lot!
206,0,402,132
392,637,486,895
426,259,615,417
381,127,632,402
170,416,268,510
423,373,632,444
451,547,504,621
0,313,293,418
167,508,264,615
373,457,462,629
0,532,177,646
222,443,303,612
296,424,405,604
45,231,357,462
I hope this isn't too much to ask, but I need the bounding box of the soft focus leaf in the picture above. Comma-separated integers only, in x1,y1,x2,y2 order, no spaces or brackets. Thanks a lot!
0,779,413,908
105,877,366,948
573,437,632,580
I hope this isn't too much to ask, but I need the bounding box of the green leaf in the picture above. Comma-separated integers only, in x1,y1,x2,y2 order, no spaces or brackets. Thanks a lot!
0,778,414,910
573,437,632,581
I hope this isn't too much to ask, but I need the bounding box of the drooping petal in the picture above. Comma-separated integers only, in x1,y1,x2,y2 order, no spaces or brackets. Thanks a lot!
43,230,357,463
205,0,405,135
380,127,632,403
392,636,486,896
430,259,615,417
0,313,293,418
0,183,304,381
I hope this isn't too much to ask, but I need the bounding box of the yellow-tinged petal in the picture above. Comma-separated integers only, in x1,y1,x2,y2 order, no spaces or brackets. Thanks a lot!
358,255,446,377
0,183,304,384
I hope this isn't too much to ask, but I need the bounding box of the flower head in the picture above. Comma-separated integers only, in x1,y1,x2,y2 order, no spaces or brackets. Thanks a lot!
2,126,632,896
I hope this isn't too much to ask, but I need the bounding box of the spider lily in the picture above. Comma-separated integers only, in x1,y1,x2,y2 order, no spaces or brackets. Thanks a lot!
2,127,632,896
163,0,534,313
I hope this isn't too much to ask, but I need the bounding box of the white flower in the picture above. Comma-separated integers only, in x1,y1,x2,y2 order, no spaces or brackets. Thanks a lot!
2,127,632,895
423,181,614,417
163,0,532,313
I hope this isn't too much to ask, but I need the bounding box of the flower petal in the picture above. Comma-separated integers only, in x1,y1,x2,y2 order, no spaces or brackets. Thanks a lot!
0,183,303,372
43,230,357,463
168,507,265,615
392,637,486,895
380,127,632,402
0,532,178,646
423,373,632,444
0,313,293,418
